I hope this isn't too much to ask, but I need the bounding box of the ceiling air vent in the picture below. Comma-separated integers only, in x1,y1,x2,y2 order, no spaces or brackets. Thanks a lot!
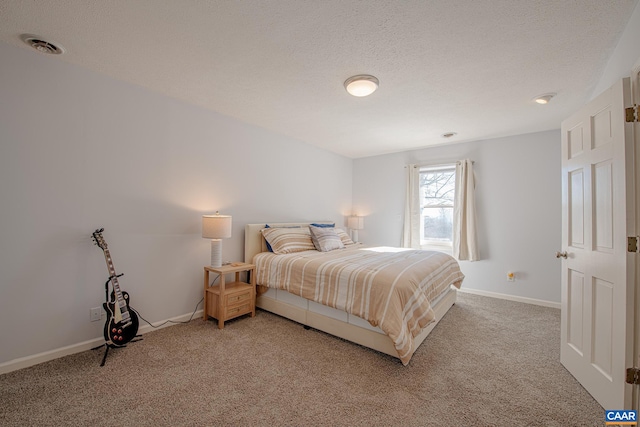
21,35,64,55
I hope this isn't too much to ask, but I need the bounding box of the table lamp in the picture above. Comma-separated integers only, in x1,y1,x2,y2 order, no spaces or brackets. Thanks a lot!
202,212,232,268
348,215,364,243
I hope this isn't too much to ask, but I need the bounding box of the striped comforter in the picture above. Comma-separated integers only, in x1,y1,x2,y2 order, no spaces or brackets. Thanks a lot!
254,246,465,365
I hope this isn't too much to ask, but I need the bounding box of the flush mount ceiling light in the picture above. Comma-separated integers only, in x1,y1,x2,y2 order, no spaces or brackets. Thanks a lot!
21,34,64,55
344,75,379,97
533,93,556,104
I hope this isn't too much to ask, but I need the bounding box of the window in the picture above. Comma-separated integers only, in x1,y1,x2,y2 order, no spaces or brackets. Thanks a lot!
419,165,456,248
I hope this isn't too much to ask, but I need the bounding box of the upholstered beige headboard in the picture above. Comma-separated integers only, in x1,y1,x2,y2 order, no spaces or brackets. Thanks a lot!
244,222,334,264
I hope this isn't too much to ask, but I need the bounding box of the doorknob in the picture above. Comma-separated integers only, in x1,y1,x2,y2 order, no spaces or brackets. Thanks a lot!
555,251,568,259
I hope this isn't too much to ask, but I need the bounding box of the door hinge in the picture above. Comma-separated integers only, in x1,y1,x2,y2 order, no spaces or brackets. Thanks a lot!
627,367,640,384
626,105,639,122
628,236,638,253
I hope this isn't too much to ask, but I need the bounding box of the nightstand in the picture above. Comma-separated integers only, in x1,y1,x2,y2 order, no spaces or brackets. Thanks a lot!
203,263,256,329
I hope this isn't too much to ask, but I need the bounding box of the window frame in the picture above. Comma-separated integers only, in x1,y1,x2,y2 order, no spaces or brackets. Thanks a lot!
418,164,456,252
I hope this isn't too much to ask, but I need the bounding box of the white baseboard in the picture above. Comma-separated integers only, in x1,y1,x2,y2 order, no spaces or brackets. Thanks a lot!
0,309,203,375
458,288,560,309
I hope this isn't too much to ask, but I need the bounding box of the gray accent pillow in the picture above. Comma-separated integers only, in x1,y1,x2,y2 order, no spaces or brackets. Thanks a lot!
309,225,345,252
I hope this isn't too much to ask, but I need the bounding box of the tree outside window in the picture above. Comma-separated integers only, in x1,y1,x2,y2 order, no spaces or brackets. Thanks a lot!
419,166,455,247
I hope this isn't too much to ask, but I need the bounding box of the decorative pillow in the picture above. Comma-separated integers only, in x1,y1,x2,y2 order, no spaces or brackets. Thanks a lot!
263,224,301,252
335,228,356,246
261,227,316,254
309,225,345,252
310,223,335,228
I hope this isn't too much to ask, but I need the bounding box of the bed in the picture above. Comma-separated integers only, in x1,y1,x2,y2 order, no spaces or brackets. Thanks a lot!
244,222,465,365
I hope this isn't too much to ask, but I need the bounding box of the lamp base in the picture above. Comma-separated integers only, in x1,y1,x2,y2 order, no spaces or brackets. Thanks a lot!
351,229,359,243
210,239,223,268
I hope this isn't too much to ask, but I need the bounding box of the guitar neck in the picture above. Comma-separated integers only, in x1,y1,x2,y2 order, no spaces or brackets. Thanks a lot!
102,248,131,325
103,248,118,279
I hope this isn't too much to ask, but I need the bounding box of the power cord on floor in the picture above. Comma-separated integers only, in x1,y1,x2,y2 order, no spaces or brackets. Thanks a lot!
129,274,221,329
131,297,204,329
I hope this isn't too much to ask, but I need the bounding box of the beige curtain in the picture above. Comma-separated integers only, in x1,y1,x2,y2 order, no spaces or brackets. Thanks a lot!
401,164,420,248
453,159,479,261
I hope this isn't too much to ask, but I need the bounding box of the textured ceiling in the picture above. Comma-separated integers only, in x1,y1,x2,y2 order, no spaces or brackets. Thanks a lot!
0,0,637,158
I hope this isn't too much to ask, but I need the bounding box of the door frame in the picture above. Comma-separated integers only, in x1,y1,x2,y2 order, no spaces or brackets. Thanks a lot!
632,61,640,411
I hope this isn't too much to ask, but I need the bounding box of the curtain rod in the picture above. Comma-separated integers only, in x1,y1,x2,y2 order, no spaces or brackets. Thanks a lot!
404,160,474,168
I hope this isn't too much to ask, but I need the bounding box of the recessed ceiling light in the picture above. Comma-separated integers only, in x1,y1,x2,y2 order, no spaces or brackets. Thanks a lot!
21,34,64,55
441,132,457,138
344,75,379,97
533,93,556,104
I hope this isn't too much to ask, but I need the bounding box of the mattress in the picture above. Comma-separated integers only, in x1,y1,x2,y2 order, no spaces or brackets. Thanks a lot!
253,245,465,364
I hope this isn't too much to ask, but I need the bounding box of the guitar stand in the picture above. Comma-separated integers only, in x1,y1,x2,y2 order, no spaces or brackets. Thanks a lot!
92,274,142,367
92,336,142,367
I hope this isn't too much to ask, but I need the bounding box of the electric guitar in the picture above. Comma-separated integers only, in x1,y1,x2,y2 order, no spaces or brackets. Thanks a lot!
92,228,139,347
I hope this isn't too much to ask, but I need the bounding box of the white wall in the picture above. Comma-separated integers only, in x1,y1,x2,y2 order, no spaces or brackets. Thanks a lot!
591,0,640,97
351,1,640,305
3,0,638,368
0,43,352,366
353,130,561,303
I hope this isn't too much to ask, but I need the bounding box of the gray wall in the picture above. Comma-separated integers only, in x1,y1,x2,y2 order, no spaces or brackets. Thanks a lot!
591,0,640,98
0,43,352,365
352,131,562,303
2,0,639,367
351,0,640,305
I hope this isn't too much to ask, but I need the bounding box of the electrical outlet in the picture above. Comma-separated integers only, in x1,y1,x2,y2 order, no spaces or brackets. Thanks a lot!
90,307,102,322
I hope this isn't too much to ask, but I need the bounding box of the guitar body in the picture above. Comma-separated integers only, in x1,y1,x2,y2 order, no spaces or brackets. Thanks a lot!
103,290,139,347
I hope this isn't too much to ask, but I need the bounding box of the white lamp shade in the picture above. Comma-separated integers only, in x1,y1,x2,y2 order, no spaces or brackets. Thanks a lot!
202,213,232,239
348,216,364,230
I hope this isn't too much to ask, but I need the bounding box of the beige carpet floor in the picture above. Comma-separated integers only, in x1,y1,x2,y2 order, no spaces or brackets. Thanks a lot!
0,293,603,426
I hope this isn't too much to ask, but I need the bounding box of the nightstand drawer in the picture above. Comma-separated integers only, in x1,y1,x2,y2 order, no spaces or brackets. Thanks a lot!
225,290,251,306
225,301,252,319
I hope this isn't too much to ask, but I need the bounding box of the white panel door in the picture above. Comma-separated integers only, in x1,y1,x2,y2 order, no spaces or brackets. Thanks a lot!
560,78,635,409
